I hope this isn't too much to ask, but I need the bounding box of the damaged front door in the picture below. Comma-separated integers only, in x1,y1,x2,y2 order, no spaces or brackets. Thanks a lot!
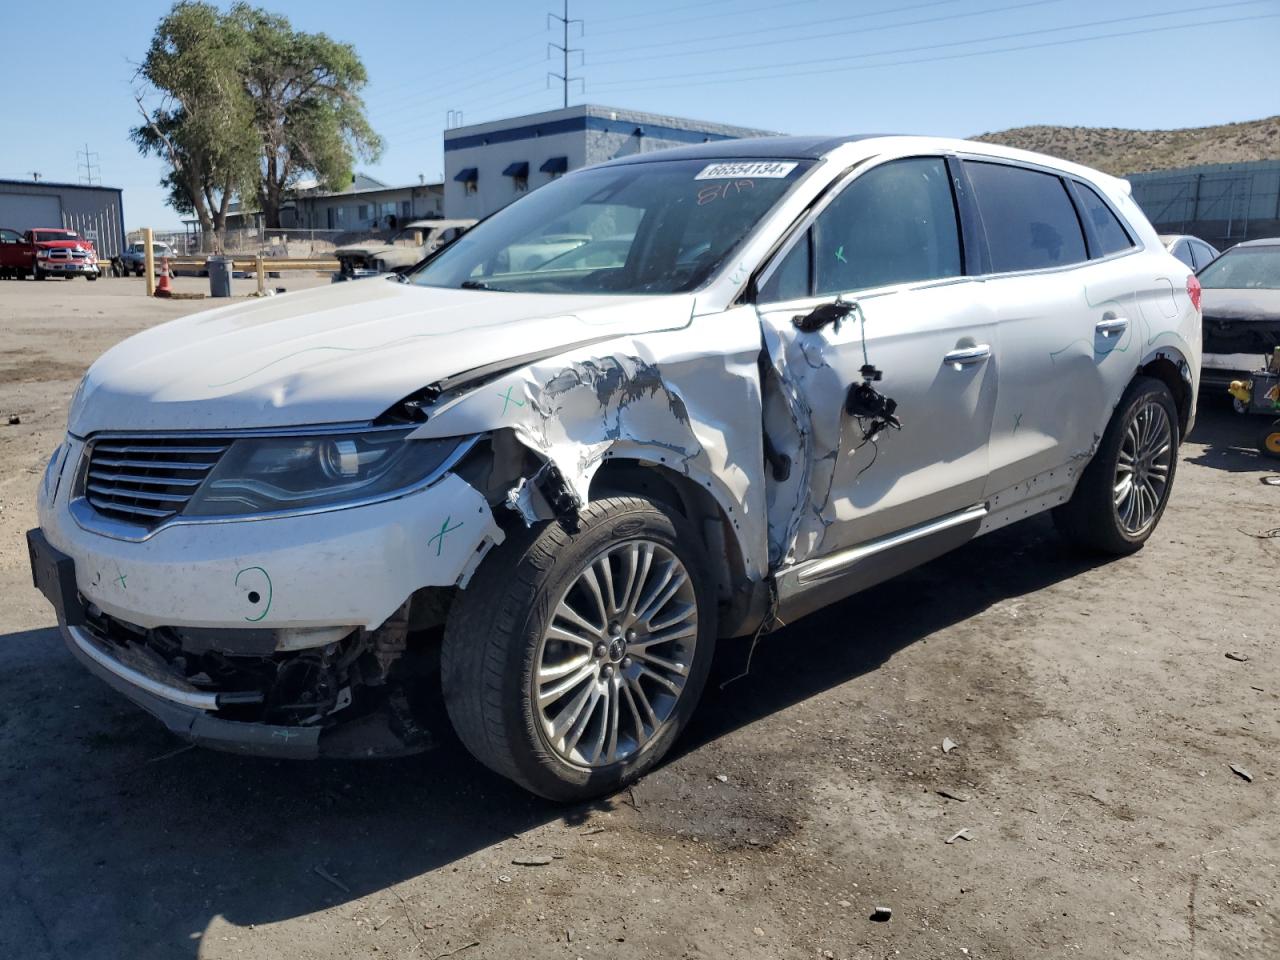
755,156,998,568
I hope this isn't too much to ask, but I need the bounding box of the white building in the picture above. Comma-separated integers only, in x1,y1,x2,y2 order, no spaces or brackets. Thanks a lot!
443,104,776,219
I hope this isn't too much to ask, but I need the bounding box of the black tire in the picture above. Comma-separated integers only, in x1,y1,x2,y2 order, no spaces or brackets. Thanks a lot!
441,496,717,801
33,266,44,280
1053,375,1179,555
86,272,98,281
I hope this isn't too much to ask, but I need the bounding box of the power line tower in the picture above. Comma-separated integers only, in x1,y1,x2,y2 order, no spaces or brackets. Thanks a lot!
77,144,101,186
547,0,583,108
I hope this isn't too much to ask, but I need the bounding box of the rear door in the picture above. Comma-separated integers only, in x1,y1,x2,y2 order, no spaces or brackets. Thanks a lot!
961,160,1144,494
757,155,998,563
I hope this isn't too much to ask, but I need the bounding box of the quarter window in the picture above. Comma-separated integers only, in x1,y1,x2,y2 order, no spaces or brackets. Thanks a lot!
965,161,1087,272
1074,182,1134,257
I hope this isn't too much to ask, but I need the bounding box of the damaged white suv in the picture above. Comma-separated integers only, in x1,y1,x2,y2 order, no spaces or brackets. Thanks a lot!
29,136,1200,800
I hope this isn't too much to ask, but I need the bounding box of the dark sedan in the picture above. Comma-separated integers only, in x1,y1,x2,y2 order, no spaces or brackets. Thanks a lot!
1198,237,1280,388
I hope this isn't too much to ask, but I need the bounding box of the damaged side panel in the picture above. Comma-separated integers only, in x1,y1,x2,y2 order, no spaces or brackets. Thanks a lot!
408,308,771,580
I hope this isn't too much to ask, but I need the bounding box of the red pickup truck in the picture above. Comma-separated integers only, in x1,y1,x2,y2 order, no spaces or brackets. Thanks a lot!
0,226,100,280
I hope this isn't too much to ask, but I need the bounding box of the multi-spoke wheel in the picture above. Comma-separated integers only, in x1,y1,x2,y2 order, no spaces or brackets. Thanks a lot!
1113,399,1174,536
535,540,698,768
1054,376,1180,555
442,496,715,801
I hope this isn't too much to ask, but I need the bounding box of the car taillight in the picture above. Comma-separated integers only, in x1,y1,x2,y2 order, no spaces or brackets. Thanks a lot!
1187,273,1202,312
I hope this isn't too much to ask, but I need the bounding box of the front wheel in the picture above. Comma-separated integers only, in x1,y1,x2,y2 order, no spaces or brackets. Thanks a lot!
442,496,717,801
1054,376,1179,555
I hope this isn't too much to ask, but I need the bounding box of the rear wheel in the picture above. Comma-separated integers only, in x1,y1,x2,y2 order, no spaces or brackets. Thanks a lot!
442,496,716,801
1054,376,1179,555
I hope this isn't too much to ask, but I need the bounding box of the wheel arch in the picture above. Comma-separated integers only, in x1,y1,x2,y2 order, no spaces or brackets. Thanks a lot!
1137,347,1194,439
588,456,766,637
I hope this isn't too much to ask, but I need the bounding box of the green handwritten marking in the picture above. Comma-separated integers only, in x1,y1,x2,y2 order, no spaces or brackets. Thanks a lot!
834,245,847,264
115,572,127,589
1013,413,1023,433
499,385,526,415
234,566,273,622
429,517,464,557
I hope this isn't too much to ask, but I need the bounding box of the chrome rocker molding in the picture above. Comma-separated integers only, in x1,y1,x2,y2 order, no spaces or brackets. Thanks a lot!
775,503,990,624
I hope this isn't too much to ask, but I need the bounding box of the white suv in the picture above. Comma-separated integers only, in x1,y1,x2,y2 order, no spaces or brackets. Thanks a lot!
29,136,1200,800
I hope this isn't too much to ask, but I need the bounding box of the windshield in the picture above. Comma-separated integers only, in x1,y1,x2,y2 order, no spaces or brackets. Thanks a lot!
1198,246,1280,290
34,230,81,243
411,158,812,295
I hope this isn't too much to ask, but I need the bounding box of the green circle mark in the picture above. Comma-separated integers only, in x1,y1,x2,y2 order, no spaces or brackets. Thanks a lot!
234,566,273,622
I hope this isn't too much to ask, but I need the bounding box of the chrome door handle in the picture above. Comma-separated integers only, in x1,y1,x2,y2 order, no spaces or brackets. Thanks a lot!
1095,316,1129,337
943,344,991,368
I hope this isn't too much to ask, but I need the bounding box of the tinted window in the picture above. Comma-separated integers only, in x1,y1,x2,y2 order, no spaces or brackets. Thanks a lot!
1170,240,1195,269
965,161,1086,272
811,157,961,295
1191,241,1217,269
1075,182,1133,256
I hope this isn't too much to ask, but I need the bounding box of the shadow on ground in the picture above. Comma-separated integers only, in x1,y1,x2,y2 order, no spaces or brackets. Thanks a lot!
4,401,1256,959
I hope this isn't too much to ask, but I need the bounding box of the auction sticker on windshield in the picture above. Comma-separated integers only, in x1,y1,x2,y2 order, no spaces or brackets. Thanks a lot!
695,161,798,180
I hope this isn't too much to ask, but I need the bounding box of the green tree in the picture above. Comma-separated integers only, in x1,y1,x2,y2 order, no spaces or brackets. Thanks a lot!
132,2,258,252
133,1,382,245
231,4,382,228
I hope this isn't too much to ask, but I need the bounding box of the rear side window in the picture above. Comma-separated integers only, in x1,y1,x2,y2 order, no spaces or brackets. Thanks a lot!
965,161,1087,272
1074,182,1134,257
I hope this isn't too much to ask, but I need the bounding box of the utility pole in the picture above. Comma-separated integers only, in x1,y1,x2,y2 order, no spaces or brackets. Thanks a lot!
547,0,583,108
77,144,101,186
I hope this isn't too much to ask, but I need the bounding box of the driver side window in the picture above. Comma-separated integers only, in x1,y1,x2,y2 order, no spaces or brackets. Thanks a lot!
759,157,962,302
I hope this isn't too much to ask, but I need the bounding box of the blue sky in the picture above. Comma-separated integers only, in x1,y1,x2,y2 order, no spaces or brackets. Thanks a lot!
3,0,1277,229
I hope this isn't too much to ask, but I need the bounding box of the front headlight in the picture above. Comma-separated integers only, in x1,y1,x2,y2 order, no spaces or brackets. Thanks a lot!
37,249,51,259
182,429,469,517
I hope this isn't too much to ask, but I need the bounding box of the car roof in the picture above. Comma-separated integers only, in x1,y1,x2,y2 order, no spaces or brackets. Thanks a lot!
597,134,892,166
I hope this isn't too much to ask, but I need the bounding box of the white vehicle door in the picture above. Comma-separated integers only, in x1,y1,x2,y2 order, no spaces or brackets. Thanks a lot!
756,156,998,567
959,160,1144,496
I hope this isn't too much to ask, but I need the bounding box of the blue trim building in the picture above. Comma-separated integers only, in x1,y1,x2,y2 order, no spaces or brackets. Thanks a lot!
443,104,776,218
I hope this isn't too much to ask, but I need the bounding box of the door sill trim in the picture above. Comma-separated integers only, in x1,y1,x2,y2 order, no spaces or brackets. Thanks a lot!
791,503,990,585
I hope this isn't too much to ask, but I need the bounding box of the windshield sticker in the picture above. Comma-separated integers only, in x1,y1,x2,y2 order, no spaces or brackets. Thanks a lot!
695,161,797,180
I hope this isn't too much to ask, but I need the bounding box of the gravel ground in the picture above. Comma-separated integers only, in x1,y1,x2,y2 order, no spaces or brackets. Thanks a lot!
0,276,1275,960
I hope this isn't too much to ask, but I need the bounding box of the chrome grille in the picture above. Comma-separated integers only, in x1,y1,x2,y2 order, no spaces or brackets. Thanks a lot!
83,436,229,527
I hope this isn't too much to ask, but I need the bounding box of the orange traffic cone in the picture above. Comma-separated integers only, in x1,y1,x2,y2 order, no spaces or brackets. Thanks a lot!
155,256,172,298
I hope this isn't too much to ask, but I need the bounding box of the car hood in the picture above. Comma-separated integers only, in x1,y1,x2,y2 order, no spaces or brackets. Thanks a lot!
1200,288,1280,321
37,240,92,251
69,280,694,435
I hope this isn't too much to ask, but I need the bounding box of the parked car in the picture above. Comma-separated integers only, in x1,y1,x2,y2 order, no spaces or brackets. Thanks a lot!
1197,237,1280,389
0,227,99,279
29,136,1200,801
1160,233,1219,271
119,241,176,277
333,219,476,281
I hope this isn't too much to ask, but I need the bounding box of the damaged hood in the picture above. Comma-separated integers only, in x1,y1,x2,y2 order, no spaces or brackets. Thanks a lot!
69,280,694,435
1200,288,1280,322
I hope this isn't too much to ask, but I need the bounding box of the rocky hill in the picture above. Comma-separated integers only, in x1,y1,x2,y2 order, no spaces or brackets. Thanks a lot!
973,116,1280,175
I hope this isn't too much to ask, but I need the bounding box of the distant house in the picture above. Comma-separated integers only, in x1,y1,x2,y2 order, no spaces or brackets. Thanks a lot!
221,174,445,233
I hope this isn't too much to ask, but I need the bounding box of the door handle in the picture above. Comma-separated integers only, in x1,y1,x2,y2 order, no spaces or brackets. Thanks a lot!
943,344,991,368
1095,316,1129,337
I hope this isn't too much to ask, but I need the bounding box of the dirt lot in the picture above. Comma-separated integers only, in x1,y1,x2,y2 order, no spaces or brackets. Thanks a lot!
0,276,1275,960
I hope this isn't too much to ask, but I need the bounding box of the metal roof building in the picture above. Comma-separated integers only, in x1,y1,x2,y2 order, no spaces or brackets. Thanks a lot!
0,179,126,257
443,104,777,219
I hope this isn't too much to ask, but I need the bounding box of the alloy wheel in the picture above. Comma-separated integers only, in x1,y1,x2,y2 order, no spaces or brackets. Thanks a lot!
534,539,698,768
1114,399,1174,535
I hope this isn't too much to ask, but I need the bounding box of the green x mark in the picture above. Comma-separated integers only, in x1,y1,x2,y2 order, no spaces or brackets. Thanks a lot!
499,385,526,415
834,245,847,264
429,516,464,557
